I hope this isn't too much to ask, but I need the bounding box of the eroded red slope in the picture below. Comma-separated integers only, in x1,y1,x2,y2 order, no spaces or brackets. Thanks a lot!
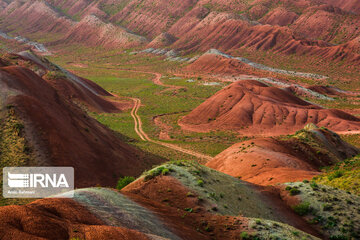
317,0,360,14
179,80,360,135
207,126,359,185
0,198,151,240
0,64,163,187
61,15,148,48
13,52,126,113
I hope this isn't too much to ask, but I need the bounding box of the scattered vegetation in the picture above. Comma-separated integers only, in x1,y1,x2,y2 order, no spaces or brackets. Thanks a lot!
44,70,67,80
315,155,360,194
285,182,360,239
292,202,311,216
144,166,172,181
286,186,301,196
0,107,34,206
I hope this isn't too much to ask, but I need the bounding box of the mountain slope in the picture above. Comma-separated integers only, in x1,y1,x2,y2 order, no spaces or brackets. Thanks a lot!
1,0,360,64
0,53,163,187
207,124,360,185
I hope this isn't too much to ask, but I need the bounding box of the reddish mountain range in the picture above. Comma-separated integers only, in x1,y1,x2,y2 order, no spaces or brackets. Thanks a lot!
1,0,360,63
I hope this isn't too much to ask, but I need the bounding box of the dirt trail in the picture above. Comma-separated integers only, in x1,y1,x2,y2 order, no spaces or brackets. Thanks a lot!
130,98,146,141
124,70,212,161
120,69,184,93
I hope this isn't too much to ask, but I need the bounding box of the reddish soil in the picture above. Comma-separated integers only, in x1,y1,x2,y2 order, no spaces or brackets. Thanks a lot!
0,198,151,240
308,85,355,97
0,175,323,239
290,4,360,43
207,128,359,185
318,0,360,14
147,32,177,48
0,1,146,49
185,53,252,75
110,0,198,38
260,7,299,26
0,65,163,188
207,138,320,185
11,52,132,113
123,176,255,240
183,53,311,84
168,6,210,38
6,53,128,113
2,0,360,65
248,4,269,19
48,74,133,113
173,11,360,64
60,15,147,48
179,80,360,135
123,175,322,238
1,1,73,36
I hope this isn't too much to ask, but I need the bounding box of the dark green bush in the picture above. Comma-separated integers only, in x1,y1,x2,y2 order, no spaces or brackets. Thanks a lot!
289,188,301,196
116,176,135,190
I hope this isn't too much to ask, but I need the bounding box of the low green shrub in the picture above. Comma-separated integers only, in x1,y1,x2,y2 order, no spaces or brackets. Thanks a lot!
45,71,67,80
197,179,204,187
292,202,311,216
116,176,135,190
144,166,172,181
289,188,301,196
328,171,344,181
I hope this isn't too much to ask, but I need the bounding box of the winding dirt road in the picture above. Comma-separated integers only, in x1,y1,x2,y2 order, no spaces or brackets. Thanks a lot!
125,70,360,160
130,98,146,141
127,71,212,161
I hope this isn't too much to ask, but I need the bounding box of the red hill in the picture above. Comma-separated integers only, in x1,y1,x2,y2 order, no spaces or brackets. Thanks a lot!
0,59,163,188
207,125,359,185
179,80,360,135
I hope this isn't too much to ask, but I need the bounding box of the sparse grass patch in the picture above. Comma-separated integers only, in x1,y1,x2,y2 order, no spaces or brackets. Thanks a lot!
316,155,360,194
0,108,34,206
44,70,67,80
144,166,172,181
